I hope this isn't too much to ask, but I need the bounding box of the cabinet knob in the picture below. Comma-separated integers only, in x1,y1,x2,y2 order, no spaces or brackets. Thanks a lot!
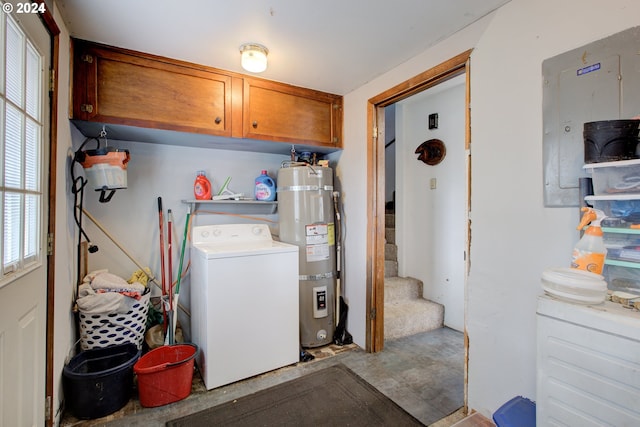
214,116,221,124
252,121,258,128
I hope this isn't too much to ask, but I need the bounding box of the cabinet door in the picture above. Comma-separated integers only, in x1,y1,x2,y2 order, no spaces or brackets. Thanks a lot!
72,39,233,136
243,78,343,147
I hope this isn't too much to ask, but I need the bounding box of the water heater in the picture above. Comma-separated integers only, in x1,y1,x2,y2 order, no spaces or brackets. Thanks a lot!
278,165,336,347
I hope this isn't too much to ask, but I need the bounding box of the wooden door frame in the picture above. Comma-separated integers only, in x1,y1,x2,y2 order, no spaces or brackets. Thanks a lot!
35,2,60,425
366,49,472,353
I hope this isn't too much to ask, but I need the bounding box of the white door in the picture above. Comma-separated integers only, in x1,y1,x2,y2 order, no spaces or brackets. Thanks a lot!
0,1,51,426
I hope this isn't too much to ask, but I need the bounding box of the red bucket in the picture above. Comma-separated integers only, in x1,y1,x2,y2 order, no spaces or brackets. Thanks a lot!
133,343,198,407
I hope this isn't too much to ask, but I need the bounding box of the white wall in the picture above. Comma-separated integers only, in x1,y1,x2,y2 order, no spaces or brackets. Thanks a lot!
339,0,640,418
466,0,640,416
396,76,466,331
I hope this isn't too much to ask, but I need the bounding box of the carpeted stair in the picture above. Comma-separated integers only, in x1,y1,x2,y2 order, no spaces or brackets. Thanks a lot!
384,212,444,340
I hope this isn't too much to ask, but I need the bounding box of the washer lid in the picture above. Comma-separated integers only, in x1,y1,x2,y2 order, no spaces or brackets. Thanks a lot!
192,224,298,258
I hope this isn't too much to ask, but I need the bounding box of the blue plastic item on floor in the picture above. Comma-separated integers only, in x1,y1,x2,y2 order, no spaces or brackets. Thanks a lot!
493,396,536,427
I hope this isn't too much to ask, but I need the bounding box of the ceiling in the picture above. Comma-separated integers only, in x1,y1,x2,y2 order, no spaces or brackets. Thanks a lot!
55,0,510,95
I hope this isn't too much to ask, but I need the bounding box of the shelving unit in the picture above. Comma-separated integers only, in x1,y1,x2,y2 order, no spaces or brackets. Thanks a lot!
584,161,640,294
182,199,277,215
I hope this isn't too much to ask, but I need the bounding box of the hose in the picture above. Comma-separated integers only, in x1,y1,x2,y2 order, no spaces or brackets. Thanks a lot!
69,137,100,294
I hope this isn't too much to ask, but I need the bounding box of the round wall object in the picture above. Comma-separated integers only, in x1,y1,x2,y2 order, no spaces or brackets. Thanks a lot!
415,139,446,165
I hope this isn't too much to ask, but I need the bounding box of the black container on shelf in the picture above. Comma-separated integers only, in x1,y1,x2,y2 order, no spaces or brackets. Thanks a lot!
63,343,140,419
584,119,640,163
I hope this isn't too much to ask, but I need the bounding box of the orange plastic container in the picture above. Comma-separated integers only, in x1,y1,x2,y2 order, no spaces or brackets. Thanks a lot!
133,343,198,407
79,148,130,191
194,171,212,200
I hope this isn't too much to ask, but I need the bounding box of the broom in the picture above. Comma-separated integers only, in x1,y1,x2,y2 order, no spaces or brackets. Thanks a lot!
170,206,191,344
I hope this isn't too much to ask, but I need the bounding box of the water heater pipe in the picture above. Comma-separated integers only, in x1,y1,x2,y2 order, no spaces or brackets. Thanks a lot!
333,191,342,323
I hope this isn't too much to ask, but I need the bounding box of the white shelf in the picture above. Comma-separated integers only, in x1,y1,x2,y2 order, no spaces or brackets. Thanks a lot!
182,199,277,215
602,227,640,235
583,158,640,169
585,194,640,201
605,258,640,269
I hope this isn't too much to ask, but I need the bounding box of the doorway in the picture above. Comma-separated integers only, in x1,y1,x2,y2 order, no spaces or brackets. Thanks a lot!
387,74,467,332
366,50,472,404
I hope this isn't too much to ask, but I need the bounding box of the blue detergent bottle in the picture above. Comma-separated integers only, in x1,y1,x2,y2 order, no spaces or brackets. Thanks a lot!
254,170,276,201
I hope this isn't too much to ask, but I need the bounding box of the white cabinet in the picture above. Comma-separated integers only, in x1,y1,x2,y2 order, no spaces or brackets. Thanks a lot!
536,296,640,426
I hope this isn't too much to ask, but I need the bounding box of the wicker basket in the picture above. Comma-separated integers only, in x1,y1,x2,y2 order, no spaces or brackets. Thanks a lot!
78,288,150,350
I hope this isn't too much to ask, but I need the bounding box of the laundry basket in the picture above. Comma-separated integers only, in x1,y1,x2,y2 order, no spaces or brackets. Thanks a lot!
78,287,150,350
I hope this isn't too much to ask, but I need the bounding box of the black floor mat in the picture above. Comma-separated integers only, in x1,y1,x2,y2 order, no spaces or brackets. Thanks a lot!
166,363,424,427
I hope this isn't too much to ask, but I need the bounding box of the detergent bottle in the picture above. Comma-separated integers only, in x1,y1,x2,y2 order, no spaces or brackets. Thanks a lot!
254,170,276,201
194,170,212,200
571,207,607,274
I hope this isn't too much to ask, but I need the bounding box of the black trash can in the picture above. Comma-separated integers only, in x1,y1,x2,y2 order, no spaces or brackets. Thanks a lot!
63,343,140,419
584,119,640,163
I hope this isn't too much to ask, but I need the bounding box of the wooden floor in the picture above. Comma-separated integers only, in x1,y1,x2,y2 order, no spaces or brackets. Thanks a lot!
448,412,496,427
61,327,469,426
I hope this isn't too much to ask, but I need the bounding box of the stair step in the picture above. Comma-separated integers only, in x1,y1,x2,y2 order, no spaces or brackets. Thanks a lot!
385,227,396,245
385,213,395,228
384,260,398,277
384,276,422,302
385,243,397,262
384,299,444,340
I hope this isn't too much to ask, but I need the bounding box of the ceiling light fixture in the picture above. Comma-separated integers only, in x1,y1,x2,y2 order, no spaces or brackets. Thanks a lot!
239,43,269,73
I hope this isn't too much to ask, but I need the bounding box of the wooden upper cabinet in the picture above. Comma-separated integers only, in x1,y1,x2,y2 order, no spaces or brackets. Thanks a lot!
71,39,343,152
243,78,343,147
72,38,234,137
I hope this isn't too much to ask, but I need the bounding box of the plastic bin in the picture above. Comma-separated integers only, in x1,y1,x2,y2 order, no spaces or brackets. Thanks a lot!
604,263,640,293
79,147,130,190
62,343,140,419
585,195,640,222
584,159,640,195
493,396,536,427
134,343,198,407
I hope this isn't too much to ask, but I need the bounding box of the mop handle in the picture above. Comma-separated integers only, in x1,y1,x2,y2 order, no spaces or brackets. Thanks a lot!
167,209,173,311
158,197,167,294
175,207,191,295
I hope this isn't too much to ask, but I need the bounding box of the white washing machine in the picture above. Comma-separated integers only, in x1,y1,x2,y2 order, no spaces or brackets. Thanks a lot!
190,223,299,390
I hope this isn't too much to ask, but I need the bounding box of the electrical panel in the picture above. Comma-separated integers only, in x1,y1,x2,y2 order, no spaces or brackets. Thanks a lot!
543,26,640,207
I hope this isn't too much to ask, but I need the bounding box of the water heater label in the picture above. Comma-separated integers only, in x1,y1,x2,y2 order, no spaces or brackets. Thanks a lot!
306,243,330,262
305,224,330,262
306,224,328,240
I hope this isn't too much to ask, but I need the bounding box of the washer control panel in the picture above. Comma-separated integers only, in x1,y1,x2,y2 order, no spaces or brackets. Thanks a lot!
193,224,273,245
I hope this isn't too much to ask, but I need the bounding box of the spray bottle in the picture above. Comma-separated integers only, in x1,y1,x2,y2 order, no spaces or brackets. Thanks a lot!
571,207,607,274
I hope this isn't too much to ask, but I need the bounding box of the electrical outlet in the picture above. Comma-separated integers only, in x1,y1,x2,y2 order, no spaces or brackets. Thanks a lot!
430,178,437,189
